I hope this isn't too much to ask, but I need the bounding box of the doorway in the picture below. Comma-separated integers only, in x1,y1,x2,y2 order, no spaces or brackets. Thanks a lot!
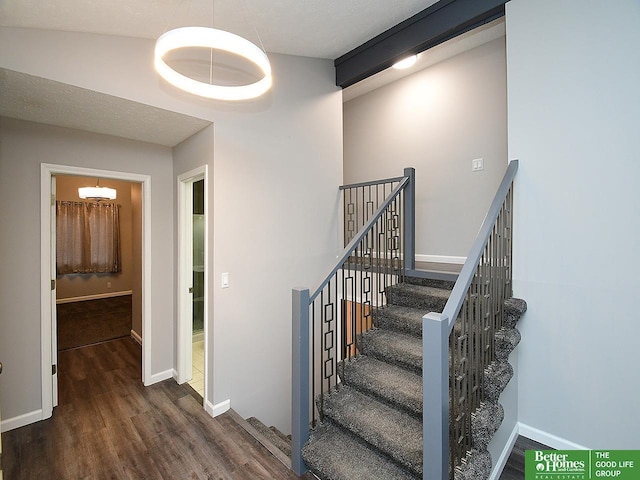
40,164,153,420
177,167,208,406
54,175,140,352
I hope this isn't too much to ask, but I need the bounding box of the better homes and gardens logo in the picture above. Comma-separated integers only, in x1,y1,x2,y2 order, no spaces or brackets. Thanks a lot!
526,450,640,480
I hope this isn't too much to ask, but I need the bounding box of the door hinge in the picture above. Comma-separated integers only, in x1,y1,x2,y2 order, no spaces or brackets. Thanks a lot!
51,194,56,206
52,364,57,375
51,279,56,290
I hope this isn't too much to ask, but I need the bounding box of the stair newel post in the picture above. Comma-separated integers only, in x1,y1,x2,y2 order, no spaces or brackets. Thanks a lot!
423,312,450,480
403,167,416,272
292,288,311,475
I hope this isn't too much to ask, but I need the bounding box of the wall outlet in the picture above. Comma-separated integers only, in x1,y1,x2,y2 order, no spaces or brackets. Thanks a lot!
221,273,229,289
107,281,112,288
472,158,484,171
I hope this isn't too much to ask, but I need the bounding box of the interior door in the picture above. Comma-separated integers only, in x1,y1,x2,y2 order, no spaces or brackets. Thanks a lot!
177,178,194,384
50,176,58,406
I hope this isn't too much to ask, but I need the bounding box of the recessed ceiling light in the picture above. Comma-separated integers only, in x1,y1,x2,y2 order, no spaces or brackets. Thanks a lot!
392,55,418,70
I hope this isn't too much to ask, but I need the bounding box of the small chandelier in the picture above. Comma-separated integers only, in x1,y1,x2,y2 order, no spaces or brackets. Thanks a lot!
154,26,272,101
78,180,117,201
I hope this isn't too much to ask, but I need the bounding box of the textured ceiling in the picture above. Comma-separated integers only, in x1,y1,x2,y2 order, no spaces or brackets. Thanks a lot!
0,0,501,147
0,69,211,147
0,0,440,146
0,0,440,60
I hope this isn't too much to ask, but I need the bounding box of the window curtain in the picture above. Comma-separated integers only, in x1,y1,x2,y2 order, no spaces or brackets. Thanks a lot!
56,201,121,274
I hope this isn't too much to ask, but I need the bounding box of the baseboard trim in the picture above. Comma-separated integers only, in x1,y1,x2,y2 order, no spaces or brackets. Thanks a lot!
415,254,466,264
488,422,520,480
518,423,590,450
145,368,174,386
1,409,44,433
205,399,231,418
130,329,142,345
56,290,133,304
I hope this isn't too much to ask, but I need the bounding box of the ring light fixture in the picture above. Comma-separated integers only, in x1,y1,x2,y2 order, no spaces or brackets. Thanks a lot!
154,26,272,101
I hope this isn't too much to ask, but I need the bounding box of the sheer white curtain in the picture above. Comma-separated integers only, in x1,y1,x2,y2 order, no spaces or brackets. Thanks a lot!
56,201,121,274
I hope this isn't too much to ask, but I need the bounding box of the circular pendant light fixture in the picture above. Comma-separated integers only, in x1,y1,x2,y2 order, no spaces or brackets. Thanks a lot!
154,26,272,101
79,180,117,201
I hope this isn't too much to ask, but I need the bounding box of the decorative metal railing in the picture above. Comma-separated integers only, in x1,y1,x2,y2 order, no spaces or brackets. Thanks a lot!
291,168,415,475
341,175,405,247
423,160,518,480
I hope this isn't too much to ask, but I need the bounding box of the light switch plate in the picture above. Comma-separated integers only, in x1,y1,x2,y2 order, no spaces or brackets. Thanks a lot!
472,158,484,171
221,272,229,288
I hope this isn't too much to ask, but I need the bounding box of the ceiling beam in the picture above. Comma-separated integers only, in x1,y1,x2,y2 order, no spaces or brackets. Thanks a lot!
334,0,507,88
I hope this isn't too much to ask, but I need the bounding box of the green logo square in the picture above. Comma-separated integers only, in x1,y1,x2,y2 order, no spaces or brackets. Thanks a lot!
526,450,640,480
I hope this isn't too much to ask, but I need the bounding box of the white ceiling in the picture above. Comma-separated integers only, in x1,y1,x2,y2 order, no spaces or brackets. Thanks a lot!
0,0,504,148
0,0,440,60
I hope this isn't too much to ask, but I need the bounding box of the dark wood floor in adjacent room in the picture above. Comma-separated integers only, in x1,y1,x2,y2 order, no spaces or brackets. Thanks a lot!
1,337,303,480
499,435,551,480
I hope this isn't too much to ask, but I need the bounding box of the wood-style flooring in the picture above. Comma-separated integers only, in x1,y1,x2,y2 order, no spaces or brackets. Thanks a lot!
2,335,546,479
1,337,303,480
57,296,132,350
499,435,551,480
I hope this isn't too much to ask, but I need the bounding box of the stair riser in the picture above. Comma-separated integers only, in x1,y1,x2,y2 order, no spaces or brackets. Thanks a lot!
321,385,423,476
339,359,423,420
359,332,422,374
470,402,504,451
483,362,514,404
495,327,521,362
374,310,422,337
386,290,448,312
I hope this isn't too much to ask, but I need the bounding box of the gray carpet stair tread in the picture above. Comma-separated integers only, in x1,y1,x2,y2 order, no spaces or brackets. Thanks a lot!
360,328,423,373
341,356,422,417
323,385,423,475
386,283,450,311
302,422,419,480
269,425,291,443
404,277,455,290
246,417,292,457
374,305,426,337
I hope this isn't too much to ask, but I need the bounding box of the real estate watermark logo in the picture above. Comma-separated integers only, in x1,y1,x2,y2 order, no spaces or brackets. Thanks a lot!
525,450,640,480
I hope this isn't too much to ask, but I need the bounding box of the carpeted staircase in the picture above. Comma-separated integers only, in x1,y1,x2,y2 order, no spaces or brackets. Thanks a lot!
301,276,527,480
246,416,293,458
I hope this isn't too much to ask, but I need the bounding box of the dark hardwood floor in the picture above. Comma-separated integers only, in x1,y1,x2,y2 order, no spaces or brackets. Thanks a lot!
1,337,302,479
499,435,551,480
2,335,546,479
57,296,132,350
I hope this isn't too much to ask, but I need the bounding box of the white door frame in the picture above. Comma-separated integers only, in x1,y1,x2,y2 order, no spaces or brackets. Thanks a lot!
176,165,208,406
40,163,153,420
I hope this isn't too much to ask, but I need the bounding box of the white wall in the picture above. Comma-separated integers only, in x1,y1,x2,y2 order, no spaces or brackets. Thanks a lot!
0,27,343,433
507,0,640,448
343,38,507,258
0,118,174,422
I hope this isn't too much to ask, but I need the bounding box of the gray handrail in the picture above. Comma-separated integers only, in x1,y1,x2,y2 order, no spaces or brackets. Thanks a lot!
441,159,519,332
423,159,519,480
309,176,409,303
339,175,405,190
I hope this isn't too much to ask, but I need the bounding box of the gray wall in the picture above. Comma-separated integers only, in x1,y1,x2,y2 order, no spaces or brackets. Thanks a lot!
507,0,640,448
0,118,174,422
343,38,507,258
0,27,343,433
